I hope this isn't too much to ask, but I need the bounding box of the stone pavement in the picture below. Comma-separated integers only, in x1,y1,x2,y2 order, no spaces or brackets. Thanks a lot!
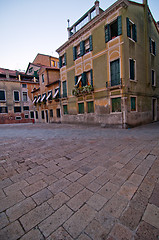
0,122,159,240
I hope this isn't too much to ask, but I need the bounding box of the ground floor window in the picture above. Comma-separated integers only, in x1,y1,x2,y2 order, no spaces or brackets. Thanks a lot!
78,102,84,114
63,105,68,115
30,111,34,119
15,116,22,120
25,114,29,119
0,107,8,113
14,106,21,113
50,109,53,118
23,106,29,111
41,110,45,119
111,97,121,112
131,97,137,111
35,111,38,119
56,109,61,118
87,101,94,113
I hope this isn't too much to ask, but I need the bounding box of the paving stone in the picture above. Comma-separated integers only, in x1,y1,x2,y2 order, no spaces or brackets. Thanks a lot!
89,166,106,177
86,181,101,192
0,191,25,212
149,183,159,207
67,188,93,211
129,192,148,212
103,194,128,218
0,212,9,230
87,193,107,211
53,170,66,179
4,180,29,195
77,173,96,187
63,204,97,239
0,177,13,189
29,165,47,175
110,175,126,187
127,173,144,186
48,178,71,194
25,172,46,184
109,223,134,240
6,197,36,222
32,188,53,205
117,182,137,200
10,171,32,183
95,171,113,186
43,174,58,185
47,227,73,240
85,219,109,240
39,205,73,238
20,228,45,240
47,192,69,210
98,182,119,200
65,171,82,182
63,182,84,198
0,189,5,200
0,221,24,240
142,204,159,229
20,202,53,232
22,180,47,197
138,178,155,198
134,221,159,240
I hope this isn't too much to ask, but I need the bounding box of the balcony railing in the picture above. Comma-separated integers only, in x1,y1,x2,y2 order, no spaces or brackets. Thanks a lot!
106,78,122,89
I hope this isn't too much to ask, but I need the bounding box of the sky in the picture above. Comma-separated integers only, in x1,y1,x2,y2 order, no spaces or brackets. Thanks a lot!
0,0,158,72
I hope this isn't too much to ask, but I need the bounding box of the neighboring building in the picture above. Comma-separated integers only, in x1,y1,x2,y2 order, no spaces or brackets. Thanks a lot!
30,54,60,123
0,68,39,124
56,0,159,128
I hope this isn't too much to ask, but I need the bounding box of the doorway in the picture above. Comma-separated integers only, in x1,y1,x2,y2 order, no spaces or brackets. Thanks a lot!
45,110,48,123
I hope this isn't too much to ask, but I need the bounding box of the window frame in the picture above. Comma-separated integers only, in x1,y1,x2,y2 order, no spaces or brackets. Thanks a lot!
110,58,121,87
150,38,156,56
62,81,67,98
30,111,34,119
22,84,27,88
129,58,136,81
22,91,28,102
151,69,156,87
87,101,94,113
63,105,68,115
0,106,8,114
50,109,53,118
130,96,137,112
42,74,44,84
13,90,20,102
111,97,121,113
0,89,6,102
14,106,21,113
78,102,85,114
126,18,137,42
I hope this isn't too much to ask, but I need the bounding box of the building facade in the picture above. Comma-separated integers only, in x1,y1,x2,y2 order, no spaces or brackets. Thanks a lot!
56,0,159,128
0,68,39,124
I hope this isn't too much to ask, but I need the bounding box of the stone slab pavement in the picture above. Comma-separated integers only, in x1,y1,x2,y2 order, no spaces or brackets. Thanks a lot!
0,122,159,240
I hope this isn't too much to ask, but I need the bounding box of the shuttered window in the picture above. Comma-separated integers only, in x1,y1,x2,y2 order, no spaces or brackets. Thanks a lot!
80,41,85,56
112,97,121,112
131,97,136,111
14,106,21,113
50,109,53,118
73,46,77,60
129,59,135,80
82,72,87,87
150,38,156,55
105,16,122,43
63,81,67,97
126,18,137,42
0,107,8,113
0,90,5,101
87,101,94,113
63,105,68,115
110,59,120,86
14,91,20,102
78,103,84,114
152,70,156,86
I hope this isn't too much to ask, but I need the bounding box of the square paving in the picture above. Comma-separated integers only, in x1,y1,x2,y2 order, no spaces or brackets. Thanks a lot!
0,122,159,239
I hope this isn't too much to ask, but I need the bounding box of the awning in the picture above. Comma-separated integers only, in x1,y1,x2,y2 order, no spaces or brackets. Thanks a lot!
53,89,59,98
41,94,46,102
75,76,82,87
36,96,41,103
46,92,52,100
33,98,37,103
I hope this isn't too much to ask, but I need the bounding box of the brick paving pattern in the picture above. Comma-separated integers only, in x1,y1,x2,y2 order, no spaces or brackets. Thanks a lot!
0,122,159,239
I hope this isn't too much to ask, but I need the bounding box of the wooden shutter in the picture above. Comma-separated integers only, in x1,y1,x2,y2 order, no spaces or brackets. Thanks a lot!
73,46,77,60
80,41,85,56
63,81,67,97
90,69,93,87
59,56,62,68
130,59,135,80
64,53,67,66
131,97,136,111
82,72,86,86
89,35,93,51
126,18,131,38
118,16,122,36
105,24,110,43
132,24,137,42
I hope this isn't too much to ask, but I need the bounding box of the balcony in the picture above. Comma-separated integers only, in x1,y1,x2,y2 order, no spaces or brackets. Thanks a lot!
106,78,122,90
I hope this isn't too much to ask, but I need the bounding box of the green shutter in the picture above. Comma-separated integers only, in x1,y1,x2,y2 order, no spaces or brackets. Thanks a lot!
118,16,122,36
82,72,86,86
131,97,136,111
90,69,93,87
132,24,137,42
75,76,78,85
126,18,131,38
78,103,84,114
59,57,62,68
80,41,85,56
64,53,67,66
112,98,121,112
89,35,93,51
110,59,120,86
130,59,135,80
73,46,77,60
87,101,94,113
63,81,67,97
63,105,68,114
105,24,110,43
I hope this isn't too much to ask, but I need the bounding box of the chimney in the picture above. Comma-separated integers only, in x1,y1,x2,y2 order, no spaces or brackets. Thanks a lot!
95,1,99,16
143,0,148,5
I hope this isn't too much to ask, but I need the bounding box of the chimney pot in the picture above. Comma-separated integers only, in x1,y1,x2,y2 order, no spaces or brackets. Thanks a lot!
95,1,99,16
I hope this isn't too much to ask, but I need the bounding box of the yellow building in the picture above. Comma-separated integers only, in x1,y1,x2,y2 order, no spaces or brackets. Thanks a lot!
56,0,159,128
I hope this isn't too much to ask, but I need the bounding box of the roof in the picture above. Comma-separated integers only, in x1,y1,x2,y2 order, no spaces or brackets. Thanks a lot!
0,67,24,76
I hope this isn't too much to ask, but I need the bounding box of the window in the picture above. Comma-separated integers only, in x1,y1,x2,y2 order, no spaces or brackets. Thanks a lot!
46,91,52,101
129,59,136,80
56,109,61,118
150,38,156,55
78,103,84,114
0,107,8,113
14,91,20,102
111,97,121,112
126,18,137,42
15,116,22,120
22,84,27,88
14,107,21,113
29,67,33,73
42,74,44,83
35,111,38,119
25,114,29,119
23,106,29,111
50,109,53,118
59,54,66,68
51,60,56,67
53,88,59,99
0,90,5,101
63,105,68,115
41,93,46,103
87,101,94,113
30,111,34,119
62,81,67,98
73,36,93,60
131,97,137,111
152,70,156,86
74,70,93,88
41,110,45,119
105,16,122,42
110,59,120,86
36,95,41,103
22,92,28,102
